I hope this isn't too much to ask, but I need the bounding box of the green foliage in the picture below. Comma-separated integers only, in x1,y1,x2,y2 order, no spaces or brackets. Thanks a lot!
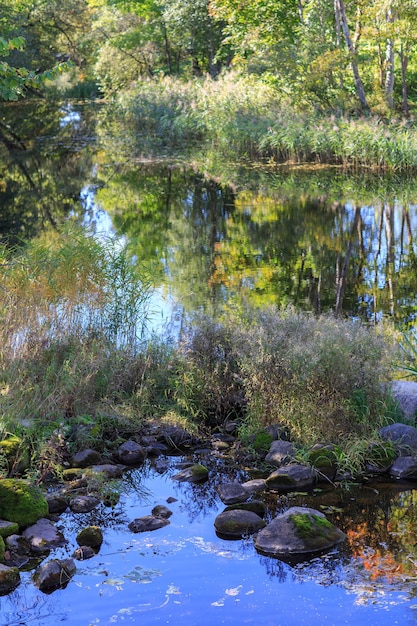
398,330,417,378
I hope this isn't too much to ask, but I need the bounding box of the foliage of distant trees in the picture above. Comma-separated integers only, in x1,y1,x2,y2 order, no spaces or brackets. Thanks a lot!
2,0,417,115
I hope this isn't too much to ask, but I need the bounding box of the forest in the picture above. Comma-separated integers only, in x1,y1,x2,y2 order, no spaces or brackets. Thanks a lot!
2,1,417,117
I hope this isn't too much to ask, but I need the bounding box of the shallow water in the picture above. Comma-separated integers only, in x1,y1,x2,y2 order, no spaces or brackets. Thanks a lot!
2,454,417,626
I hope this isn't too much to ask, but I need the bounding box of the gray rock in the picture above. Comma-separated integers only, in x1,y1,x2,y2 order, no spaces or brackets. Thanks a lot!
33,558,76,592
128,515,170,533
117,440,146,465
23,518,66,553
391,381,417,420
254,506,346,557
224,500,266,517
72,448,102,468
172,464,208,483
88,464,124,478
265,440,295,467
69,495,100,513
73,545,96,560
242,479,266,495
217,482,248,505
388,456,417,479
265,464,315,491
379,422,417,454
0,563,20,595
214,510,266,538
46,494,68,515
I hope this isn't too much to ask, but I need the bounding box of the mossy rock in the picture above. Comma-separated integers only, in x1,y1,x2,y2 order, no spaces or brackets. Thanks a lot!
0,536,4,562
76,526,103,549
0,520,19,539
0,563,20,594
172,464,208,483
0,479,48,528
0,435,30,475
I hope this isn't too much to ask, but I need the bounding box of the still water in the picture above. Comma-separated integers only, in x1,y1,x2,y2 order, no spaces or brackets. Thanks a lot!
1,454,417,626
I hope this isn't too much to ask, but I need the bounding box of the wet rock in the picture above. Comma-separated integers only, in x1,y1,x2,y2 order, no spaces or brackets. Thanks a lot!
254,506,346,558
214,510,266,538
87,464,124,479
242,479,266,496
46,494,68,515
224,500,266,517
166,497,177,504
73,545,96,560
4,534,31,567
76,526,103,549
0,563,20,595
69,495,100,513
128,515,170,533
0,520,19,538
33,558,76,592
0,479,48,528
265,464,315,491
72,448,102,468
23,518,66,553
265,440,295,467
217,482,248,505
152,458,169,474
117,440,146,465
172,464,208,483
388,456,417,479
379,423,417,454
151,505,173,519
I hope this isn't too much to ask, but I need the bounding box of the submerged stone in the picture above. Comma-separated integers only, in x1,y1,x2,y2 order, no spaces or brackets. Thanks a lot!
33,558,76,592
254,506,345,558
128,515,170,533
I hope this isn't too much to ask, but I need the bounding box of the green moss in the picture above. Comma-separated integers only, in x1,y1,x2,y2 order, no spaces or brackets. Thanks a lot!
0,537,4,562
290,512,333,540
252,432,273,453
0,521,19,538
0,479,48,528
0,435,30,474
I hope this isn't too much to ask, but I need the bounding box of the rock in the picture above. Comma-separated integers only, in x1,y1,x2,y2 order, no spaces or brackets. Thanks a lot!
62,468,84,481
33,558,76,592
128,515,170,533
0,563,20,595
46,494,68,515
0,520,19,538
152,458,169,474
306,445,338,482
23,518,66,553
379,423,417,454
69,495,100,513
151,505,173,519
172,464,208,483
4,534,31,567
76,526,103,549
265,440,295,467
117,440,146,465
0,435,29,475
391,381,417,420
254,506,346,558
73,545,96,560
242,479,266,495
265,464,315,491
72,448,102,468
225,500,266,517
217,482,248,505
0,479,48,527
87,464,124,478
214,510,266,538
388,456,417,479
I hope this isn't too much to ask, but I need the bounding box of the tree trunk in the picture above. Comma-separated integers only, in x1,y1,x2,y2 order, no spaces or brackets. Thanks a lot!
385,7,395,109
400,45,409,117
334,0,368,111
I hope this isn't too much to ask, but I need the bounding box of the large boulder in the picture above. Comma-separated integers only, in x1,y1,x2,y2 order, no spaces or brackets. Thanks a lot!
254,506,345,558
0,479,48,528
379,422,417,454
265,464,315,491
214,510,266,538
